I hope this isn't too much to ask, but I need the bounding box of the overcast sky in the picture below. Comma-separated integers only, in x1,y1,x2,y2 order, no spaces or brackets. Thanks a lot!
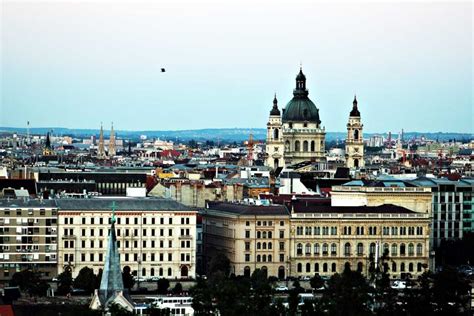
1,0,472,133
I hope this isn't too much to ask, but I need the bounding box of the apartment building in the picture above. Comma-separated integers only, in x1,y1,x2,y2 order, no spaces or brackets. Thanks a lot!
0,199,58,282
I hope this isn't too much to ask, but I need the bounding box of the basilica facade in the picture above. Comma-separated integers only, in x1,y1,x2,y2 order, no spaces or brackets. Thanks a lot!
265,68,364,169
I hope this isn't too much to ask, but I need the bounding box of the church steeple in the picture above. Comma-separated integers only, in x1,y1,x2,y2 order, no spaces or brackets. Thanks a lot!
108,122,116,157
45,132,51,149
90,201,133,312
270,93,281,116
98,123,106,159
350,94,361,117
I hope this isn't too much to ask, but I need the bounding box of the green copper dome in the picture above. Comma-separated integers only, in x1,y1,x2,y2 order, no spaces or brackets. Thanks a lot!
282,68,321,124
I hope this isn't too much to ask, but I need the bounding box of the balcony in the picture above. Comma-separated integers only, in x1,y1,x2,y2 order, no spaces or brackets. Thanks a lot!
62,235,77,239
179,235,193,239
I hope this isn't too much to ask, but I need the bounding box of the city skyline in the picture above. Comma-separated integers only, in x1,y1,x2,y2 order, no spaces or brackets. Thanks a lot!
2,0,472,133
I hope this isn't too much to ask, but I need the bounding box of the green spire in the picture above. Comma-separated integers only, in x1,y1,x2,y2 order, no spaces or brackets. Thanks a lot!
111,201,116,223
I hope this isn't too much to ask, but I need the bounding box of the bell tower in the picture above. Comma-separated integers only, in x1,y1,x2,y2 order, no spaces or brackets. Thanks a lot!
345,96,364,168
265,94,284,169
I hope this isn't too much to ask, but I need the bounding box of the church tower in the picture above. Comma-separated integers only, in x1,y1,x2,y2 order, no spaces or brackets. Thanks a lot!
265,94,284,169
43,132,54,156
108,122,116,157
98,123,106,159
345,96,364,168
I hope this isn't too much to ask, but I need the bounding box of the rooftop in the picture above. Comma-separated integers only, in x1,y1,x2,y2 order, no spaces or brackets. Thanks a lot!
206,201,289,216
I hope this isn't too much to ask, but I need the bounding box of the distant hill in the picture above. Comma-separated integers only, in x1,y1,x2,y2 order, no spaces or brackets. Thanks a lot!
0,127,471,143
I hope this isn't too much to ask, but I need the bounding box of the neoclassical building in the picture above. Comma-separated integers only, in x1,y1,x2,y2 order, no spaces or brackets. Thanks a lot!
265,68,326,168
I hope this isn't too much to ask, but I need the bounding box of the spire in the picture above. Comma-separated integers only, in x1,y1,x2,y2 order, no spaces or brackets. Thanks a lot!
98,123,106,158
108,122,116,157
98,202,125,304
294,66,308,97
270,93,281,116
350,95,361,117
45,132,51,149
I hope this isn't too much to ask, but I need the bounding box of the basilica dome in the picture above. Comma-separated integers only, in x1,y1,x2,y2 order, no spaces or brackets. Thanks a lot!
282,68,321,125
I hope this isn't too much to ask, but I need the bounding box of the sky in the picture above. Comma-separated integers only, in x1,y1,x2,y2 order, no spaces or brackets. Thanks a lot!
1,0,472,133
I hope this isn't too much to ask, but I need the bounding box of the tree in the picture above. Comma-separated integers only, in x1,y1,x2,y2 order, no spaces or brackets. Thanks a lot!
122,266,135,291
248,269,273,315
56,265,73,295
157,278,170,294
173,282,183,295
321,266,371,316
310,273,325,291
10,269,49,297
108,302,133,316
208,253,231,277
73,267,97,294
432,267,470,314
190,278,215,315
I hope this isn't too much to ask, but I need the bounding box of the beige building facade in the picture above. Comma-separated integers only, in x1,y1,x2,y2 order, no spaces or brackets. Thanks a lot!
202,202,291,279
56,198,197,279
290,205,430,279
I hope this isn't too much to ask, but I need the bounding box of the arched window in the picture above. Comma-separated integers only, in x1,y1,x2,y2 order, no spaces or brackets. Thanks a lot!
323,263,328,272
383,243,389,255
315,263,319,272
369,243,376,255
257,255,261,262
305,243,311,255
257,231,261,238
262,242,267,250
400,262,405,272
285,140,290,151
303,141,308,152
244,266,251,278
314,243,320,255
354,129,359,140
268,242,272,250
159,268,163,276
268,232,272,238
257,242,261,250
273,129,279,140
417,262,423,272
344,243,351,256
409,263,413,272
150,268,155,276
408,243,414,256
268,255,272,262
262,232,267,238
168,268,172,276
357,262,363,273
306,263,311,272
297,243,303,255
331,243,337,255
392,262,397,272
142,268,146,276
311,141,315,152
297,263,302,273
416,243,423,256
331,263,337,272
295,140,301,152
322,243,328,255
391,244,398,256
262,255,266,262
357,243,364,256
400,244,406,256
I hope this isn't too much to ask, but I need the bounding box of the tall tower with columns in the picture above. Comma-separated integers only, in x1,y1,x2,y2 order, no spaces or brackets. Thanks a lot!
265,94,284,169
345,96,364,168
108,122,116,157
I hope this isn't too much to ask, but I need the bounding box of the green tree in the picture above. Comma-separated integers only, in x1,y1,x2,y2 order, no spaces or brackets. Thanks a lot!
249,269,273,315
173,282,183,295
190,278,215,315
56,265,73,295
288,280,304,316
73,267,97,294
157,278,170,294
322,266,371,316
310,273,325,291
108,302,133,316
10,269,49,297
122,266,135,291
432,267,470,315
208,253,231,277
